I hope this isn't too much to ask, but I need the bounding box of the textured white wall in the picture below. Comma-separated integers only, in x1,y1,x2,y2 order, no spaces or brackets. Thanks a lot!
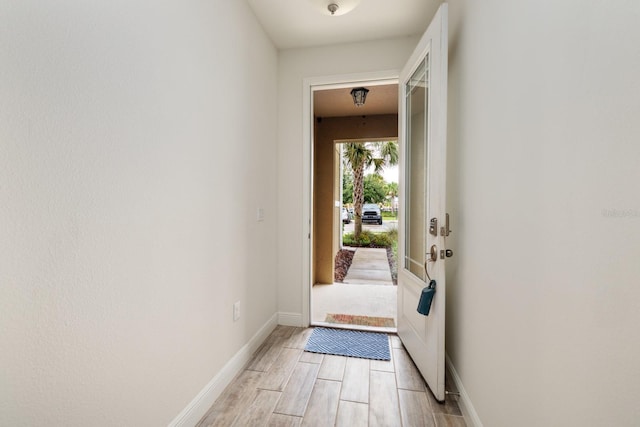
0,1,278,425
446,0,640,425
276,37,419,318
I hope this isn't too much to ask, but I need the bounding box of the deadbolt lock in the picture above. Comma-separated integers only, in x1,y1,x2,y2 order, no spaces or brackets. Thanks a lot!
439,249,454,259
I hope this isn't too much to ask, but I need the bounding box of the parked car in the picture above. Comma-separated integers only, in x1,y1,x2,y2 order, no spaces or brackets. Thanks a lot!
362,203,382,225
341,207,351,224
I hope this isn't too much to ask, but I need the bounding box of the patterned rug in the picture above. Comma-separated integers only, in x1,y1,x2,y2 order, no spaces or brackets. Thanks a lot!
325,313,396,328
304,327,390,361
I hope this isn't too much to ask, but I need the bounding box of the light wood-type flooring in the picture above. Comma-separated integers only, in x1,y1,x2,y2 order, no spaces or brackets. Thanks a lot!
197,326,465,427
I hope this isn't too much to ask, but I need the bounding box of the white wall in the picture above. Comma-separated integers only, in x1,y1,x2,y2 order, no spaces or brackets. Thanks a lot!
0,1,278,425
446,0,640,425
277,37,419,320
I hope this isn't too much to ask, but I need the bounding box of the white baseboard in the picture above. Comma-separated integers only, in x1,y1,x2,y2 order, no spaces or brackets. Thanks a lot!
278,312,303,327
169,313,279,427
445,353,483,427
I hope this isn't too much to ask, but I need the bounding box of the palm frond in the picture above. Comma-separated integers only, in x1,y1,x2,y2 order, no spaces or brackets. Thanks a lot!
380,141,399,166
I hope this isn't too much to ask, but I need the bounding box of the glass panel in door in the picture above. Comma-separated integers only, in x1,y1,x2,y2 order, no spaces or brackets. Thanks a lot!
404,57,429,281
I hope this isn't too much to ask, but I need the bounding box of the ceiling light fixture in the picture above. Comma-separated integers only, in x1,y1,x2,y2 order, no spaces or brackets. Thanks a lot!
308,0,361,17
350,87,369,107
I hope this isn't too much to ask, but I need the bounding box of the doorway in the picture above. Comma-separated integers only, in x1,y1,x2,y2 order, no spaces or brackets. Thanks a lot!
308,80,400,332
298,2,450,404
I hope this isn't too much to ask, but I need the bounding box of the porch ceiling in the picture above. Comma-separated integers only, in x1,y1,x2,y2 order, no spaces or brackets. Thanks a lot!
314,84,398,118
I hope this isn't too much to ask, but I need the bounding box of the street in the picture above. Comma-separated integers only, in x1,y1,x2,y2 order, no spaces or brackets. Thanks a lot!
342,219,398,234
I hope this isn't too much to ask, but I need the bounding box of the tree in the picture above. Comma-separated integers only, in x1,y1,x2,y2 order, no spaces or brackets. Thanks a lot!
384,181,398,200
384,181,399,215
363,174,387,204
342,164,353,205
343,141,398,239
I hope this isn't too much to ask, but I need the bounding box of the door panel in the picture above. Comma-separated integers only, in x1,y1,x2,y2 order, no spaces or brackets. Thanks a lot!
397,4,448,402
401,281,427,337
405,57,428,281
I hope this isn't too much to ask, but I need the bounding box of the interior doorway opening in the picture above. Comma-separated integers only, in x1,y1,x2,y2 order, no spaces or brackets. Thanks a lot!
310,83,399,332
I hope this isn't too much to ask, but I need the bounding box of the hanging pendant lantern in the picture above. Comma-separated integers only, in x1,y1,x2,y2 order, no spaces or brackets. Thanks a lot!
350,87,369,107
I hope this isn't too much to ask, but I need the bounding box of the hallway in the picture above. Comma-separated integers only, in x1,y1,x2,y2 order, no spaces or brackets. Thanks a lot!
197,326,464,427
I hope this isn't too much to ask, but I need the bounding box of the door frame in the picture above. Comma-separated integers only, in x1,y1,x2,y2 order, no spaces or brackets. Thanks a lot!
301,71,399,327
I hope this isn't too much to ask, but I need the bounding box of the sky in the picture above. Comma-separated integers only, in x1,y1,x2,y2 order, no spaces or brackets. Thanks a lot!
366,164,399,184
382,164,399,184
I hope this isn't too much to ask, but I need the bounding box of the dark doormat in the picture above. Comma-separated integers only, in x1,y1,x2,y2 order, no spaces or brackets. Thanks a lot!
304,327,390,361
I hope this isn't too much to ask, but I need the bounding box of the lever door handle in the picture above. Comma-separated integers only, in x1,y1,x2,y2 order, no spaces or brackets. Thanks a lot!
440,213,452,236
429,244,438,261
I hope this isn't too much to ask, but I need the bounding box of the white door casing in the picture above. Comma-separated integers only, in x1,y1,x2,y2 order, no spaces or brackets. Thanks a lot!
302,72,400,328
397,4,448,402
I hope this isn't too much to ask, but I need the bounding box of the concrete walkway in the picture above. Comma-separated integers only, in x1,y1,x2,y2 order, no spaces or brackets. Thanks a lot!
343,247,393,285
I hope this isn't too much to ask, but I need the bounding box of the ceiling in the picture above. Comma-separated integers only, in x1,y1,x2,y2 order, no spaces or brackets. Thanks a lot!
247,0,435,118
314,84,398,118
247,0,437,50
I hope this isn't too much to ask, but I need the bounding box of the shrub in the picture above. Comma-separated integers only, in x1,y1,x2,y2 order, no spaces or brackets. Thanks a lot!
343,229,397,248
383,239,398,285
386,226,398,241
392,237,398,259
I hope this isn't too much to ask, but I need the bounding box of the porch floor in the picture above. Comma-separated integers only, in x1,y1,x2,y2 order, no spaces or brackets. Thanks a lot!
313,246,397,332
312,282,397,333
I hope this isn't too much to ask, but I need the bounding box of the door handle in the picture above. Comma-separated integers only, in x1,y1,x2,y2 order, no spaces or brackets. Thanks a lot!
440,213,452,236
429,244,438,262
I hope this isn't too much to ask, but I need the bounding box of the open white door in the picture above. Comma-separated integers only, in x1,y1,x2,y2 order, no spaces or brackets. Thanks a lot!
397,4,448,402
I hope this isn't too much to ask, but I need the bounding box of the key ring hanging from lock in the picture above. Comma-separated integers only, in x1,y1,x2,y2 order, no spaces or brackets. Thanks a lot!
423,244,438,281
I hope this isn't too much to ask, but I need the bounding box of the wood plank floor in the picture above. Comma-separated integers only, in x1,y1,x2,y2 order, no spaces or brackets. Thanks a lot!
197,326,465,427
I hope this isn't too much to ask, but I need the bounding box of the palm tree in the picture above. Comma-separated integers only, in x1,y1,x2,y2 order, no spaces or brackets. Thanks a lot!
384,181,399,217
343,141,398,240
